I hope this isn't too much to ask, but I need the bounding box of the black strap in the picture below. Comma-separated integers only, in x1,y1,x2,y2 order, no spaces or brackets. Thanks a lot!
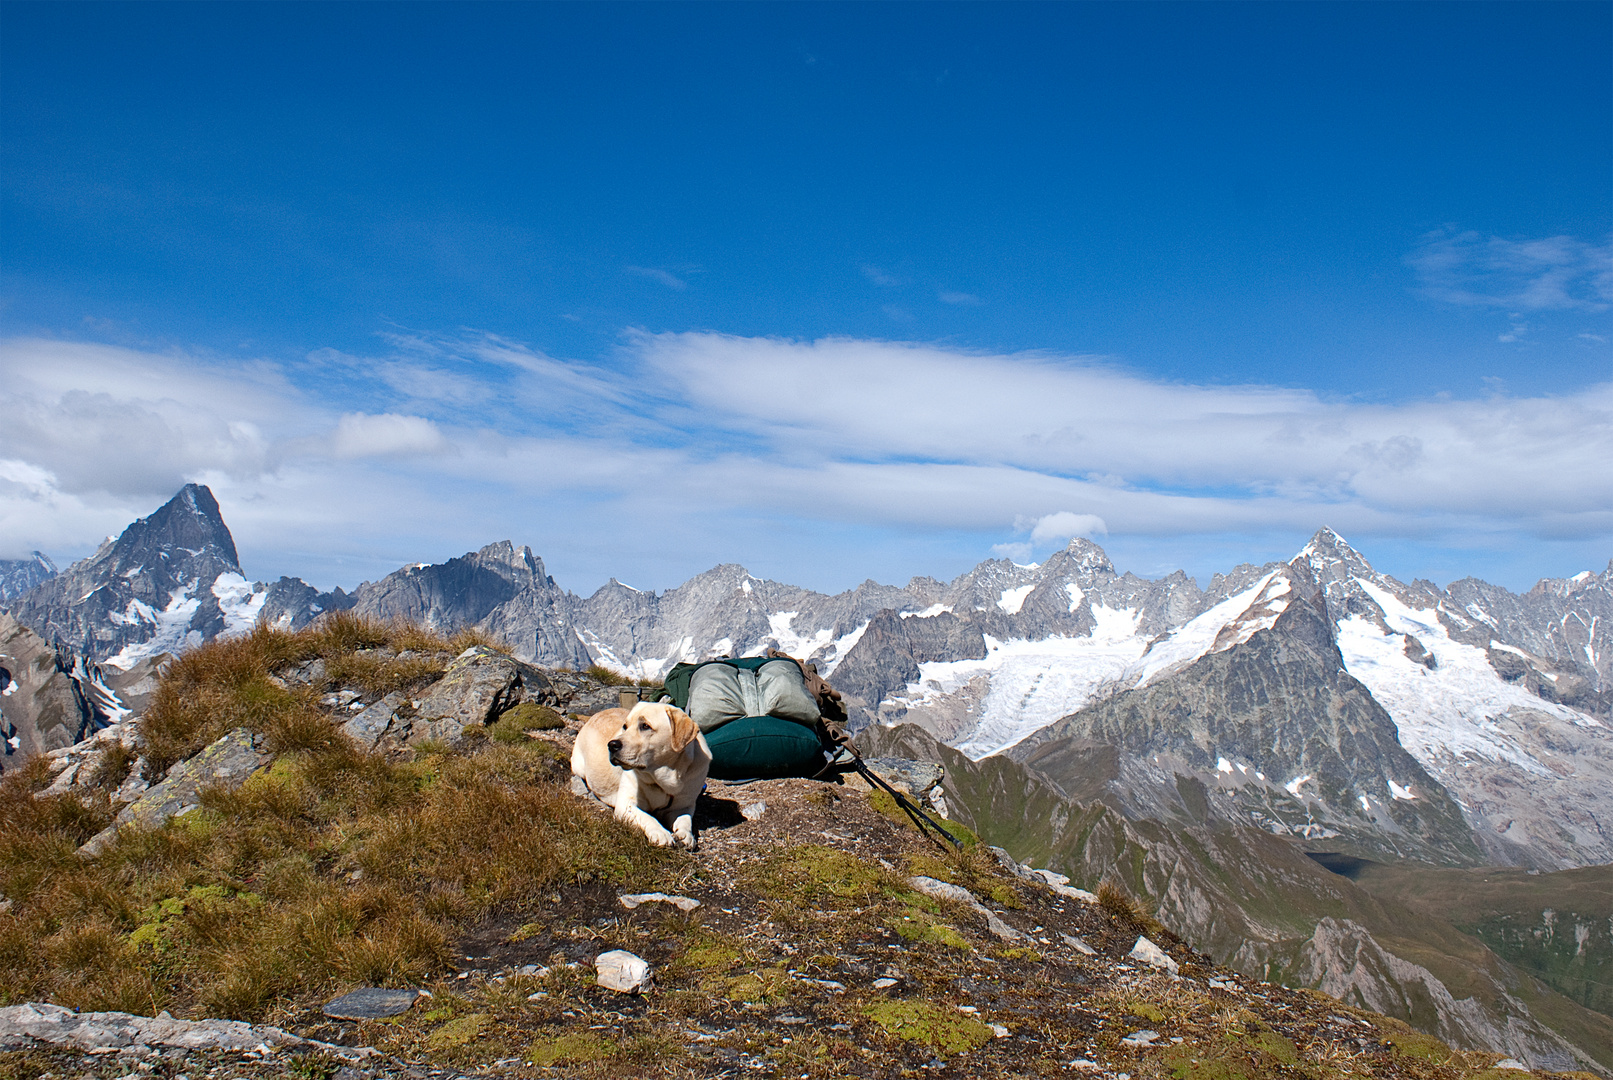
816,743,962,850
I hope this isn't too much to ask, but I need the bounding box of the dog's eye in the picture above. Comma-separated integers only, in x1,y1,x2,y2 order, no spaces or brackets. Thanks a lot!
639,722,651,731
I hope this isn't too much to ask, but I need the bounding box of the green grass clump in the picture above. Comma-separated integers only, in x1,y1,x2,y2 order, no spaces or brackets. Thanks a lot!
863,999,994,1055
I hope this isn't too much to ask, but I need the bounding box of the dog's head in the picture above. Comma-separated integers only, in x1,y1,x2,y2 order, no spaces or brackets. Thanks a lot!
606,701,701,770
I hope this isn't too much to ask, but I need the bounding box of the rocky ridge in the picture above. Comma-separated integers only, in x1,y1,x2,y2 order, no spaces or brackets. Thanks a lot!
6,487,1611,873
349,541,591,670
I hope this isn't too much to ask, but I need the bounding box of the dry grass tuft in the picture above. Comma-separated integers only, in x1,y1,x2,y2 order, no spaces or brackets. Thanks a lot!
1097,878,1169,939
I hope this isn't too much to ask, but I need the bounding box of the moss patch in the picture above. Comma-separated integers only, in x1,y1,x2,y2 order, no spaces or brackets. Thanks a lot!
426,1012,488,1051
863,999,994,1055
1385,1026,1452,1062
529,1030,613,1067
488,703,564,743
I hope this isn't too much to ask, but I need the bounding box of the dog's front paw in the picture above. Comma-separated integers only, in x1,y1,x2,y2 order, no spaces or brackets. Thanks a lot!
673,823,697,851
644,826,677,847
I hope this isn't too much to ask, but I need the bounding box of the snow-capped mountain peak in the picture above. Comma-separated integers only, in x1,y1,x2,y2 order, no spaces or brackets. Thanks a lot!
8,484,261,669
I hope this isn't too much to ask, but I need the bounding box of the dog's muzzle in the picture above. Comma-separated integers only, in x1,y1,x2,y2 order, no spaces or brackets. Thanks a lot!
607,738,624,767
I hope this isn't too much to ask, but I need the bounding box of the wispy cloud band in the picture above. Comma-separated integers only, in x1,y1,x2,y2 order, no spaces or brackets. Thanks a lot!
1,331,1607,588
1408,229,1613,311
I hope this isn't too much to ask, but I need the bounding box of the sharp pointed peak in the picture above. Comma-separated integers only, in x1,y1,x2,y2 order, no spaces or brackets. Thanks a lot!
1057,535,1115,574
159,483,223,520
1296,526,1367,563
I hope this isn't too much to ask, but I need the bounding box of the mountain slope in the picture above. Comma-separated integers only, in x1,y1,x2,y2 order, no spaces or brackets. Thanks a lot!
863,723,1613,1073
1006,558,1484,868
1297,531,1613,869
1337,861,1613,1022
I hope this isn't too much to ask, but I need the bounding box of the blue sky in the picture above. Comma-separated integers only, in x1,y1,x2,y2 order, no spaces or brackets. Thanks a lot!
2,2,1609,596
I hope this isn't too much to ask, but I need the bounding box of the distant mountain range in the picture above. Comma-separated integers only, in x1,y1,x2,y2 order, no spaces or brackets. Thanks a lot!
3,483,1610,870
4,483,1612,1068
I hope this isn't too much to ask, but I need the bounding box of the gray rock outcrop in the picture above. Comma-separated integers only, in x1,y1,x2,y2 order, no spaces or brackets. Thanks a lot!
80,727,269,856
0,1001,372,1062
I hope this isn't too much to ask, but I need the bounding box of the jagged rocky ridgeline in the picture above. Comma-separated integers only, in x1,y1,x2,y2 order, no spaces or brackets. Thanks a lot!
3,483,1609,871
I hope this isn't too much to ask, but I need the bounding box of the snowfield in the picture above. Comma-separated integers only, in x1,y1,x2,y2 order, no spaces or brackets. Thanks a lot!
1334,579,1602,776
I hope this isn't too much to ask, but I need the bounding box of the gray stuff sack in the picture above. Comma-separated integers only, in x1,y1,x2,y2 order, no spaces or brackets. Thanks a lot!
686,659,823,733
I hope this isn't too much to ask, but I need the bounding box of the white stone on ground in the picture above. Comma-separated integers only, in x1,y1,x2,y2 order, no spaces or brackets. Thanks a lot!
1127,935,1179,974
618,892,701,912
1060,932,1097,955
595,949,653,993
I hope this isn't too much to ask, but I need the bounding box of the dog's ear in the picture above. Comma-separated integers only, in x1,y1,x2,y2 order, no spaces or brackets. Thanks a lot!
668,707,700,753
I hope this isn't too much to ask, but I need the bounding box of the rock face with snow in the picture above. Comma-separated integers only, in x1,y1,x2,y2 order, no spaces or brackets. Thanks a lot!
0,611,103,767
1295,530,1613,869
0,551,57,602
7,485,263,669
255,575,356,631
350,541,592,669
575,565,917,680
1007,561,1484,867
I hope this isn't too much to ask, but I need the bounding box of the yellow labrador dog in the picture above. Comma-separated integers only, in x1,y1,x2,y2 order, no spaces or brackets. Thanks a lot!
571,701,711,849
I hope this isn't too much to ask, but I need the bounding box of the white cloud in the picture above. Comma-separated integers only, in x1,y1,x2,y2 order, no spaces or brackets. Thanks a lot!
1408,229,1613,311
862,265,901,287
329,413,449,458
1,330,1608,592
1028,512,1108,546
939,290,982,306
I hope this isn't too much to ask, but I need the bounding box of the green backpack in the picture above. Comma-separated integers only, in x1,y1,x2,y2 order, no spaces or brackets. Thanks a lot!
661,655,838,781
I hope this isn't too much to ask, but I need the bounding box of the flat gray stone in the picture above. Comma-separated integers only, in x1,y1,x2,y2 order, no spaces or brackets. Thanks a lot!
322,987,422,1020
906,875,976,906
341,692,405,749
0,1002,372,1061
907,876,1026,942
1060,932,1097,956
